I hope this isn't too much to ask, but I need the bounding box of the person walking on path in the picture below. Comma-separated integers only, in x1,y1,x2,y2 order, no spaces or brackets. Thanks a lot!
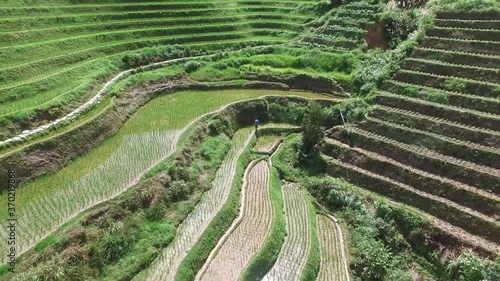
254,118,260,138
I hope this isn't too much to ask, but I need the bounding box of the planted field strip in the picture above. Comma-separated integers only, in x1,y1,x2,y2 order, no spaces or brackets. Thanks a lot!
325,156,500,244
374,93,500,131
0,1,316,18
328,127,500,194
434,19,500,30
323,139,500,219
317,214,349,281
198,160,273,281
426,27,500,41
0,130,180,262
401,58,500,85
0,14,311,46
421,37,500,56
393,69,499,99
262,184,312,281
382,80,500,115
411,47,500,70
255,135,282,154
360,115,500,169
136,128,255,281
370,105,500,148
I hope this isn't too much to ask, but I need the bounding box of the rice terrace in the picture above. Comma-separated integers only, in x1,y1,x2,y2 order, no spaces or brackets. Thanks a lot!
0,0,499,280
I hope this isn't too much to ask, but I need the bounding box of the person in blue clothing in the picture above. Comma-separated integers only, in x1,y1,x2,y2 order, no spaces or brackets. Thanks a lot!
254,118,260,138
254,118,260,131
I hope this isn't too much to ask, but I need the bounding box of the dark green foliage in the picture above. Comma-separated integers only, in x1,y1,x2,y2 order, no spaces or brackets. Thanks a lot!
301,101,325,153
184,61,203,73
381,10,419,49
101,232,135,263
446,253,500,281
145,203,166,221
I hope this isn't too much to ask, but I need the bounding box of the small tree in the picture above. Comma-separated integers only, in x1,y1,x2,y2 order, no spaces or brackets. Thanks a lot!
301,101,324,153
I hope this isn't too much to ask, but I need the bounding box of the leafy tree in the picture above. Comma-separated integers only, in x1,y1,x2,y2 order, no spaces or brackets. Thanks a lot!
301,101,324,153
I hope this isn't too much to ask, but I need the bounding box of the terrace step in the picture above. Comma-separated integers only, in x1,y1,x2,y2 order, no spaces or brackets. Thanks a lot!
336,9,374,19
411,47,500,70
323,155,500,243
370,105,500,148
434,19,500,30
359,115,500,169
393,70,499,99
426,27,500,42
383,80,500,115
323,25,366,39
301,35,360,49
436,12,500,21
327,17,373,30
323,139,500,219
326,126,500,194
401,58,500,85
374,92,500,131
421,37,500,56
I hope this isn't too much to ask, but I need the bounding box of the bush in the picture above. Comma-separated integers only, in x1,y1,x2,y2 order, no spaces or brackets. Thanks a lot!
101,232,134,263
446,253,500,281
184,61,203,73
145,203,166,221
301,101,325,153
381,9,419,49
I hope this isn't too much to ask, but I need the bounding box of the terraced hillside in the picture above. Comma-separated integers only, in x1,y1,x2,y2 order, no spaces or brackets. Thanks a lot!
296,1,378,51
0,0,318,139
323,11,500,254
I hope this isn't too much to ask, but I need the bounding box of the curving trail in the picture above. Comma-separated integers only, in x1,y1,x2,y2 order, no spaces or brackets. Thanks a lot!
317,214,350,281
136,128,255,281
262,184,312,281
197,160,273,281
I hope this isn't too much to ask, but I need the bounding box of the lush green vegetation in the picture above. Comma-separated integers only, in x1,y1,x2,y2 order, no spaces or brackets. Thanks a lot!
3,0,499,280
274,133,500,281
0,0,319,138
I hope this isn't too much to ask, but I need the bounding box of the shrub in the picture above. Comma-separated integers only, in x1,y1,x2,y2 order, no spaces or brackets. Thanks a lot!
381,9,419,49
184,61,203,73
446,252,500,281
145,203,166,221
101,232,134,263
301,101,325,153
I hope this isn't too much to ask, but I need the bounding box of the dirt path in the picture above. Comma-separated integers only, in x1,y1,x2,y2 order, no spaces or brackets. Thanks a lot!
262,184,312,281
197,160,273,281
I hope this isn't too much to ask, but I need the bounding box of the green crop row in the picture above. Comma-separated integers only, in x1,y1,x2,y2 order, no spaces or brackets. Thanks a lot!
412,47,500,70
0,14,310,46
